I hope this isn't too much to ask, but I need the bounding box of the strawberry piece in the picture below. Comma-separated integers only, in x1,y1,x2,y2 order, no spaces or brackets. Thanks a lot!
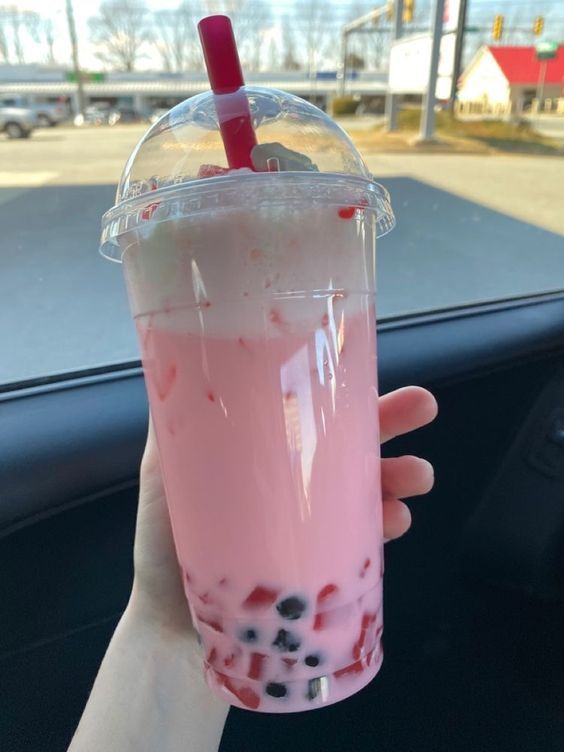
242,585,280,610
155,364,177,401
317,583,338,604
197,164,230,179
338,206,355,220
248,652,267,680
334,659,364,678
360,558,371,578
281,657,298,668
362,612,378,629
313,613,325,631
224,653,236,668
207,391,215,402
141,202,160,220
222,677,261,710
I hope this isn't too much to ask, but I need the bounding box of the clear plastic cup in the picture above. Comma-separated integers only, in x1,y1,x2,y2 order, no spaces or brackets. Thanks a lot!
100,87,395,713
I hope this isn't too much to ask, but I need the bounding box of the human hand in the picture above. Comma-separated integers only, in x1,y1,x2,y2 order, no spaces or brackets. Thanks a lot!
129,385,437,633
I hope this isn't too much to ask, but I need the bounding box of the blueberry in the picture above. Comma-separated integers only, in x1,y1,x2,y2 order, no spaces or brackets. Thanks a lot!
276,595,307,620
306,678,322,700
266,682,288,698
272,628,301,652
239,628,259,643
305,654,321,667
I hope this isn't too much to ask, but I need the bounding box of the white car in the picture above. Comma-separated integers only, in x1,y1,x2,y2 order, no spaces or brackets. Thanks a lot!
0,106,35,139
0,96,67,127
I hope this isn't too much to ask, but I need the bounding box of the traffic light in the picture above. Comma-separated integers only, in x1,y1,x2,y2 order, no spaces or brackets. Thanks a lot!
492,14,504,41
403,0,414,23
533,16,544,36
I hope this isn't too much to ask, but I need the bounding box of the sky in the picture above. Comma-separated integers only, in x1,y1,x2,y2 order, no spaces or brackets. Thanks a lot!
3,0,564,72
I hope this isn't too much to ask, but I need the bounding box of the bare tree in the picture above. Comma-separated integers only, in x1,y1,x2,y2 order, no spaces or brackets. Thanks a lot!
0,13,9,62
25,13,56,64
294,0,335,77
153,0,200,72
89,0,151,72
281,13,300,70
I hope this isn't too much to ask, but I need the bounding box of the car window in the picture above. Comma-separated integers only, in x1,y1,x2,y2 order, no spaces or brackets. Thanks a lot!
1,0,563,386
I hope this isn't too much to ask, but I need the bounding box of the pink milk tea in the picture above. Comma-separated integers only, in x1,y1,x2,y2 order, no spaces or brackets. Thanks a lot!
120,172,387,712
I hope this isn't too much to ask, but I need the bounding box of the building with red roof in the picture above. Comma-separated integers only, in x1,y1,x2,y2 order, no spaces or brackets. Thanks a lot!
457,45,564,115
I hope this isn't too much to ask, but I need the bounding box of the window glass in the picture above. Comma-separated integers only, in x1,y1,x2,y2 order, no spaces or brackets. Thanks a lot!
1,0,563,385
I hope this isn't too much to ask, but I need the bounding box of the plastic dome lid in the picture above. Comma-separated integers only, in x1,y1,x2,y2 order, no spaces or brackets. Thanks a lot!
100,87,395,259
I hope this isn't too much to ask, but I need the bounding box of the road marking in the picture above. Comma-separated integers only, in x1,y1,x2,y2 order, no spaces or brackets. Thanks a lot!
0,171,58,187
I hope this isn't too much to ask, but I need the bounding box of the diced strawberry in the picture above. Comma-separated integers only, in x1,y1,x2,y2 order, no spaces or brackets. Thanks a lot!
334,659,364,678
224,653,236,668
223,677,261,710
248,652,267,680
141,201,160,220
197,164,230,179
362,612,378,629
282,657,298,668
338,206,356,220
317,583,339,604
242,585,280,610
313,613,325,631
360,558,371,578
207,391,215,402
156,364,177,401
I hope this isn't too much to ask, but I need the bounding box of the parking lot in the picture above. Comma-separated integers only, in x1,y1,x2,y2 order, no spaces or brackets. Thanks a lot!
2,124,564,384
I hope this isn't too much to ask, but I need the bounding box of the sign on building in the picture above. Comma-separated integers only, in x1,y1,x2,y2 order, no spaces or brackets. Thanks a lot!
388,32,456,99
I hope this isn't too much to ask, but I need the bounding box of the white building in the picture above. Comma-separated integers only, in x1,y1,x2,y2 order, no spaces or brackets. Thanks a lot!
457,45,564,115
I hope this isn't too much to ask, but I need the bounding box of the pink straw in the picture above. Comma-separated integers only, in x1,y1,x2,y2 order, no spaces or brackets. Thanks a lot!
198,15,257,170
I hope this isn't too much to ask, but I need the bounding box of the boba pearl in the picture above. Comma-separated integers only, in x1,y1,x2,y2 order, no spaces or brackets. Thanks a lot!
304,654,321,667
239,628,259,643
276,595,307,620
272,628,301,652
266,682,288,699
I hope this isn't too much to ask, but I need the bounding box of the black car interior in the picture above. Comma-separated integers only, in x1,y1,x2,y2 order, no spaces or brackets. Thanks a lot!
2,293,564,751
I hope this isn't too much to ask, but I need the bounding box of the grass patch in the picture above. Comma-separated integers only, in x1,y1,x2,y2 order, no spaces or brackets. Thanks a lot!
394,108,560,154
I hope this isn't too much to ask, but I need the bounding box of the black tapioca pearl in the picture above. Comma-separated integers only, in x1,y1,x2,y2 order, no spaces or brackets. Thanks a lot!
276,595,307,620
306,678,322,700
304,654,321,667
239,628,259,643
266,682,288,698
272,628,301,652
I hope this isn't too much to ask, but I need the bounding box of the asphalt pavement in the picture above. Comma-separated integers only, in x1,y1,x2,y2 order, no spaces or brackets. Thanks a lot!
1,126,563,385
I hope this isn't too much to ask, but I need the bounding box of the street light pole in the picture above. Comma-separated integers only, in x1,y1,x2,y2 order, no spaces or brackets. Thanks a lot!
385,0,404,131
65,0,85,118
447,0,468,113
418,0,446,142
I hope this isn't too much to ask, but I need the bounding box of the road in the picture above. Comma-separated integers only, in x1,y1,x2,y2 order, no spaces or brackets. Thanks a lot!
1,125,563,385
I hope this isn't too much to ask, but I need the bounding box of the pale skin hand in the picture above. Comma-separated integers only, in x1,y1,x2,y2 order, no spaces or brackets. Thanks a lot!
69,386,437,752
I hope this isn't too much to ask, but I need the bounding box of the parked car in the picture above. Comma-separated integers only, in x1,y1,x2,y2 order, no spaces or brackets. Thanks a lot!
107,107,145,125
0,106,34,139
149,107,170,124
0,96,67,127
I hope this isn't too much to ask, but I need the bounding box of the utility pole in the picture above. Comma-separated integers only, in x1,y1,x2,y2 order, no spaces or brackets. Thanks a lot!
65,0,85,118
447,0,468,113
418,0,445,142
385,0,404,131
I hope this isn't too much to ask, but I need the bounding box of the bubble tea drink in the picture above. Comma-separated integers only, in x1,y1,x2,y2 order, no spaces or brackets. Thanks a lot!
99,16,395,713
